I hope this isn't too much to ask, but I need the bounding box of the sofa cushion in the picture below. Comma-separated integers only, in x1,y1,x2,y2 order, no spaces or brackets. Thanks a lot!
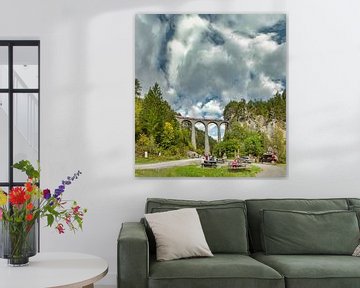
346,199,360,229
145,208,213,261
252,252,360,288
146,198,249,254
349,205,360,228
246,198,349,252
261,209,359,255
347,198,360,207
149,254,284,288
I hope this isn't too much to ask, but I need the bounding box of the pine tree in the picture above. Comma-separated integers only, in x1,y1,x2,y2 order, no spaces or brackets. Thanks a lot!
135,79,143,140
135,78,142,98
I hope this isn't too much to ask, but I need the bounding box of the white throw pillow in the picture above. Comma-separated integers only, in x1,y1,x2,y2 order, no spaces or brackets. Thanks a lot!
145,208,213,261
353,244,360,256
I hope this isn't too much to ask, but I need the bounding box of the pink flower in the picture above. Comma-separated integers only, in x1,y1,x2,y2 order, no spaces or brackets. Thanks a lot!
72,205,80,215
56,223,65,234
65,214,71,225
0,208,3,220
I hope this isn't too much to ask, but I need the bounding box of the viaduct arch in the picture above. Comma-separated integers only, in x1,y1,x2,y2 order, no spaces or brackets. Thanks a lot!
175,115,229,155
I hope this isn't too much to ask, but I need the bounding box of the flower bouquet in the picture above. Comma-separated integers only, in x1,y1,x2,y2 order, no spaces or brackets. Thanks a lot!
0,160,87,266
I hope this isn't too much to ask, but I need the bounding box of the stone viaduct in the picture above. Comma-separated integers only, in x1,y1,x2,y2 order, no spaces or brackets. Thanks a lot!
175,115,229,155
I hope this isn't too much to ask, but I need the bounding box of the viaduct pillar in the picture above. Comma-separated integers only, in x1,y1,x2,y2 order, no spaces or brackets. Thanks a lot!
204,124,210,155
191,121,197,150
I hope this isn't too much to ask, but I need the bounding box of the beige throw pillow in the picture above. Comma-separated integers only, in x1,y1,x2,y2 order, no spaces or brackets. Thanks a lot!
353,244,360,256
145,208,213,261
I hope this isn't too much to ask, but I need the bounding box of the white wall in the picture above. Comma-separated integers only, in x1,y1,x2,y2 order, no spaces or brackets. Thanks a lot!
1,0,360,285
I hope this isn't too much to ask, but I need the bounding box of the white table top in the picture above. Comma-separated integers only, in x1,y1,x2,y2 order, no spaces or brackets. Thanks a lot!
0,252,108,288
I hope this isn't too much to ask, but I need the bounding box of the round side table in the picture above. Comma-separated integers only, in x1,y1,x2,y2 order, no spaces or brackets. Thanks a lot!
0,252,108,288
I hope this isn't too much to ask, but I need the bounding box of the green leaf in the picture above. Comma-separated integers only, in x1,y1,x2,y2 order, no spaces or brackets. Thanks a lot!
47,214,54,227
46,205,60,217
12,160,40,180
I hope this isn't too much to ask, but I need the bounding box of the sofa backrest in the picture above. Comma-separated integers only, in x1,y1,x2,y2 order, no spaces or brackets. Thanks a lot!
245,198,349,252
348,198,360,207
145,198,249,254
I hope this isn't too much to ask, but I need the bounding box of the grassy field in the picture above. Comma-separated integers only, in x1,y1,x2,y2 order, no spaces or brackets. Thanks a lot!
135,164,261,177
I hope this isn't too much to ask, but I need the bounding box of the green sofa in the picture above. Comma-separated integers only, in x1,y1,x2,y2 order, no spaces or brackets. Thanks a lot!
118,198,360,288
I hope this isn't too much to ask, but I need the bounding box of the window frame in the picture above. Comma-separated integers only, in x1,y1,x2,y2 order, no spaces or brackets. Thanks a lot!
0,40,40,252
0,40,40,189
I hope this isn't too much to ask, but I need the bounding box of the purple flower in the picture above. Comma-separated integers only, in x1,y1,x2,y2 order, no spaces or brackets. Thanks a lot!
54,189,63,198
43,189,51,200
54,170,82,199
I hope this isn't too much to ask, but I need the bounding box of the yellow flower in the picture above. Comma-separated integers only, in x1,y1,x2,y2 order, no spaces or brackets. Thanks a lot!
0,190,7,206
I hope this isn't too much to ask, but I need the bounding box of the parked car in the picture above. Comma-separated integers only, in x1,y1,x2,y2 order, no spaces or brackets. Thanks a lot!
187,151,199,158
240,156,252,163
260,153,278,163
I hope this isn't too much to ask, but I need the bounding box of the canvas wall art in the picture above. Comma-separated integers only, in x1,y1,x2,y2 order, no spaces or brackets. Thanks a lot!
135,14,287,177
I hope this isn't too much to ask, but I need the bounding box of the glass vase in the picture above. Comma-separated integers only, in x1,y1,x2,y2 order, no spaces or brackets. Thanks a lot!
0,220,37,266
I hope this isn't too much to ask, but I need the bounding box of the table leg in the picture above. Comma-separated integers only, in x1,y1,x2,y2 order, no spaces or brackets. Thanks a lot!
82,284,94,288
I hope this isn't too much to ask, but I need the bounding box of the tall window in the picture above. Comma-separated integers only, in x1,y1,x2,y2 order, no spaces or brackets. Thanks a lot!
0,40,40,193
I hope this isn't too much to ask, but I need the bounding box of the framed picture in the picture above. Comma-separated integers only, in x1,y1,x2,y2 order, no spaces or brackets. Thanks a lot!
135,14,286,177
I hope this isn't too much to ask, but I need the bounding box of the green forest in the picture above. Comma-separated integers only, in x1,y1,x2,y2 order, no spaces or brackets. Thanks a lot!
135,79,286,163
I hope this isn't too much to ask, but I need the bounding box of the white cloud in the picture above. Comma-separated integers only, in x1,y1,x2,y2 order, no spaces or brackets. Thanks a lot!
202,100,223,118
185,99,223,119
214,14,284,36
136,14,286,118
135,15,168,95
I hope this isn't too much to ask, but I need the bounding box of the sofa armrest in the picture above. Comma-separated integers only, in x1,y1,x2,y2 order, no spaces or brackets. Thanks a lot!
118,222,149,288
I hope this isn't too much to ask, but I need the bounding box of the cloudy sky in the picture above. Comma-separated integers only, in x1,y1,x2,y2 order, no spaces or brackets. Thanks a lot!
135,14,286,123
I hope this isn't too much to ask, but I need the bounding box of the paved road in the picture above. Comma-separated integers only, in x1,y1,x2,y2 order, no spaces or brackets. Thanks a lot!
136,159,286,177
135,158,201,170
253,163,287,177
